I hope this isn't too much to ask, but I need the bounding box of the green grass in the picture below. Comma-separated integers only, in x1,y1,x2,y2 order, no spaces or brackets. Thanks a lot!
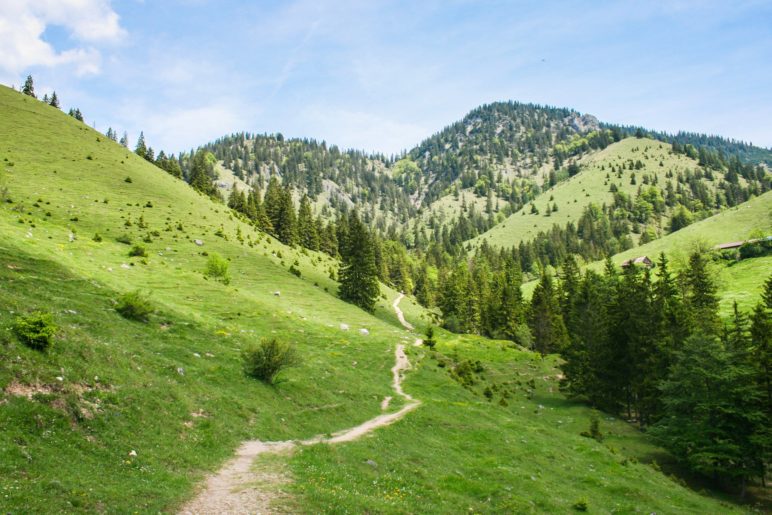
472,137,730,248
0,84,759,512
282,332,743,513
716,255,772,314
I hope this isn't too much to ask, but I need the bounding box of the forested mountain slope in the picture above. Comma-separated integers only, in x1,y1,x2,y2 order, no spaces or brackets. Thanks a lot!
471,136,768,256
196,102,771,252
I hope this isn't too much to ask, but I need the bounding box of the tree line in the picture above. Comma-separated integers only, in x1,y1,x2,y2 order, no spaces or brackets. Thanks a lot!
428,243,770,495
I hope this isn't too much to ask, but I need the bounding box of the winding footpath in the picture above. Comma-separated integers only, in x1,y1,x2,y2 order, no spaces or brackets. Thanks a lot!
179,296,421,514
393,293,424,346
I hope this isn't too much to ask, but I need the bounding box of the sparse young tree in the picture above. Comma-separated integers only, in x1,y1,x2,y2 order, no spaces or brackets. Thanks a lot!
49,91,60,109
22,75,35,98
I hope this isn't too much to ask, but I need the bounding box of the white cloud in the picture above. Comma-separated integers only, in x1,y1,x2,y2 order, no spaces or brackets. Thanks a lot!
0,0,125,80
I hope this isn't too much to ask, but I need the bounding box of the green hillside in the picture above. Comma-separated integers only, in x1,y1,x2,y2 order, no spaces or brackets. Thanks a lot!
0,84,757,512
472,137,742,248
520,191,772,312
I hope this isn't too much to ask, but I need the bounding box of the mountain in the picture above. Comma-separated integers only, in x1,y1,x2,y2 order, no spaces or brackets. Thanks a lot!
199,102,770,258
0,84,758,512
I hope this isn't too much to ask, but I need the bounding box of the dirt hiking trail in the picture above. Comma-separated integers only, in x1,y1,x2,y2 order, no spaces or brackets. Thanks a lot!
393,293,423,347
179,296,421,514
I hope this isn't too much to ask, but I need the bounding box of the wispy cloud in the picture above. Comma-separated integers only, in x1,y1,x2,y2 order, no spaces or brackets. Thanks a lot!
3,0,770,152
0,0,125,82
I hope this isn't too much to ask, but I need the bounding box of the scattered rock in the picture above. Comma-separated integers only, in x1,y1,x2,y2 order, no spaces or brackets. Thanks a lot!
365,459,378,468
64,309,77,315
193,353,201,358
273,290,281,296
55,376,64,382
120,263,130,270
176,367,185,376
205,353,214,358
68,232,75,242
128,450,137,457
340,323,349,331
194,239,204,246
359,328,369,335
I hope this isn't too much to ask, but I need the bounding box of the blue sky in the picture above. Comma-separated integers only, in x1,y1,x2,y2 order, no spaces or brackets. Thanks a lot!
2,0,771,155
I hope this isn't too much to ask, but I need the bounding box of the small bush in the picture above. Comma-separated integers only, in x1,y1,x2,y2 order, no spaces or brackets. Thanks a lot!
128,244,147,257
572,498,589,511
205,252,230,284
483,386,493,400
423,326,437,348
124,176,132,183
13,311,57,350
580,411,603,442
242,338,300,384
288,264,301,277
115,234,132,245
92,233,102,242
116,291,153,322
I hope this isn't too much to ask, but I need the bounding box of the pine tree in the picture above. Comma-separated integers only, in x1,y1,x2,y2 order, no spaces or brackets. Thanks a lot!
158,155,183,178
529,271,568,355
651,332,765,495
188,149,219,198
559,255,581,334
120,132,129,148
253,190,273,233
320,221,338,257
135,132,148,159
338,211,380,312
22,75,35,98
560,270,609,405
49,91,60,109
228,187,247,214
263,177,283,237
750,275,772,418
272,185,298,246
413,265,434,307
297,195,319,250
683,251,720,335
